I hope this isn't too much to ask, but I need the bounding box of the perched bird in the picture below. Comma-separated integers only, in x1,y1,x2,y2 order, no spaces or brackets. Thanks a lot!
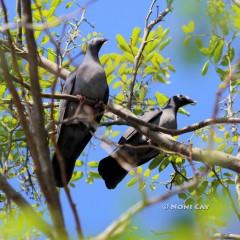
98,95,196,189
52,38,109,187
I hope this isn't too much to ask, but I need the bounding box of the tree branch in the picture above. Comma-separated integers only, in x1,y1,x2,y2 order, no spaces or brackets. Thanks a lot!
213,233,240,240
16,0,22,45
6,74,240,137
105,102,240,174
100,114,240,136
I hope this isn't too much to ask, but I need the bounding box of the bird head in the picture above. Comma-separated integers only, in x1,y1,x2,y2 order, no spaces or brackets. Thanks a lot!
172,94,197,108
87,37,108,53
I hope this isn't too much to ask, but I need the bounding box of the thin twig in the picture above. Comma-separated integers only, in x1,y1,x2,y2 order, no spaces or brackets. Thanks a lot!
213,233,240,240
16,0,22,45
100,116,240,135
128,0,172,109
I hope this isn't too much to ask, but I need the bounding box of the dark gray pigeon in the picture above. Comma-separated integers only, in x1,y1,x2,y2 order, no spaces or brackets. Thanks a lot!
52,38,109,187
98,95,196,189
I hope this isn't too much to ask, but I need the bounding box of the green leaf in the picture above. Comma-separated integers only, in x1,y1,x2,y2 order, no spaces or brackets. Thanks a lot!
149,156,163,170
198,181,208,194
89,171,101,178
75,160,84,167
201,60,210,76
214,136,223,143
145,39,161,54
232,135,238,142
185,198,194,205
167,64,176,72
223,172,232,177
127,177,137,187
137,166,142,174
200,47,210,56
175,156,183,164
48,0,62,17
150,183,156,191
232,5,240,29
195,37,203,48
158,157,169,172
116,34,131,53
41,35,50,45
217,143,226,151
86,175,94,184
112,130,120,138
87,161,98,168
182,21,195,34
225,146,234,154
178,192,187,199
216,68,227,80
183,35,192,46
65,1,73,8
213,40,224,63
40,79,52,88
123,52,134,62
155,92,168,107
159,38,171,50
151,174,159,180
178,107,190,116
0,85,6,97
143,168,151,177
113,81,122,89
131,27,141,47
228,47,235,61
71,171,84,181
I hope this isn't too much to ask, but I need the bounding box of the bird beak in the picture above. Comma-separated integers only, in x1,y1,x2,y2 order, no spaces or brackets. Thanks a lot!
189,99,197,105
102,38,108,44
185,96,197,105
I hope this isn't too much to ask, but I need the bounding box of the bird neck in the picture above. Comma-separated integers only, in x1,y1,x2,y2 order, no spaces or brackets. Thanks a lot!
163,99,178,115
84,47,100,63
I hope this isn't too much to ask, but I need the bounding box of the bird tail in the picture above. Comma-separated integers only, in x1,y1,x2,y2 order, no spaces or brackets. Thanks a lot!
98,156,128,189
52,154,75,187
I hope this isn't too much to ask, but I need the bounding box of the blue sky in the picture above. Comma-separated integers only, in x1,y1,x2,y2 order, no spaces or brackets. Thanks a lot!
56,0,238,239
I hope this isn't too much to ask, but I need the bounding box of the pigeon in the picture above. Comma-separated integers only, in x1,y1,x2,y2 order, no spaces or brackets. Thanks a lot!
98,95,196,189
52,38,109,187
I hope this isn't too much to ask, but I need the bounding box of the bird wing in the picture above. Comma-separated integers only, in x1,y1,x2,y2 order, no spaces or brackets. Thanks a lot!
118,108,162,144
56,71,76,141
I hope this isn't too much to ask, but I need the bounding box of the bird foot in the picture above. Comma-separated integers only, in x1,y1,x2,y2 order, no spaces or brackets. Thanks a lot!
76,94,86,103
73,95,86,117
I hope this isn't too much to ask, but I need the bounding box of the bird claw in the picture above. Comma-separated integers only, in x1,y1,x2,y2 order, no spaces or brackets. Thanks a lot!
73,95,86,117
76,94,86,103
